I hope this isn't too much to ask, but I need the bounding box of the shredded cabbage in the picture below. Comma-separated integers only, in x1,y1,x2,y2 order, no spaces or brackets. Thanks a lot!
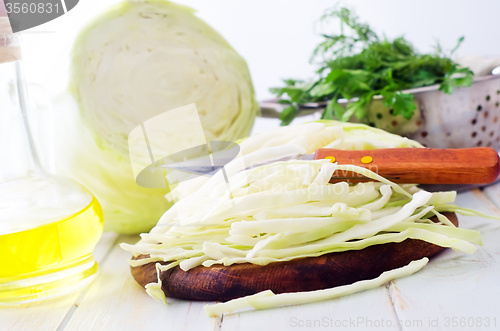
204,257,429,317
121,121,486,313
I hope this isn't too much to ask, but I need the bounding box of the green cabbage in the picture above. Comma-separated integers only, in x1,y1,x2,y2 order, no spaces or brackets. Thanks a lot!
204,258,429,317
60,0,259,234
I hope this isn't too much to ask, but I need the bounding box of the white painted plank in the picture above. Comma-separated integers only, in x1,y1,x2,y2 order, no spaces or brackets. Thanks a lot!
483,181,500,208
388,189,500,331
1,292,81,331
0,232,118,331
63,235,218,331
93,232,121,263
220,285,400,331
250,113,321,136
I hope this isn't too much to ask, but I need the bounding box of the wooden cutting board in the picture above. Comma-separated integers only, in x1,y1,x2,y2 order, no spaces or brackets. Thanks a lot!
130,212,458,302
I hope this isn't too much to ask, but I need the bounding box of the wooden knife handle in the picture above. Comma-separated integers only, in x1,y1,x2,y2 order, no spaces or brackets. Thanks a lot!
314,147,500,184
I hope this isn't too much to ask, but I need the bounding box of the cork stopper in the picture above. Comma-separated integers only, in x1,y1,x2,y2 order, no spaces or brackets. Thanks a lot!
0,1,21,64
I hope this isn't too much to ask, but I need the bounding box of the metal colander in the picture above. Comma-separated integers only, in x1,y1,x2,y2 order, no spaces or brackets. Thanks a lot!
261,75,500,151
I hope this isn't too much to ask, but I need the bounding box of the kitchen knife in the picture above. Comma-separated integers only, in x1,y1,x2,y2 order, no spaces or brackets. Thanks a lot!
163,147,500,185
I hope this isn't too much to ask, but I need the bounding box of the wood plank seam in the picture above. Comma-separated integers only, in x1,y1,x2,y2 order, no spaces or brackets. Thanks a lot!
385,282,404,331
215,314,224,331
482,187,500,212
55,234,124,331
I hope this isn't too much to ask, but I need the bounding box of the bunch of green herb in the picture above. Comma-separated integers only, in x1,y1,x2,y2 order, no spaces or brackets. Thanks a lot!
271,7,474,125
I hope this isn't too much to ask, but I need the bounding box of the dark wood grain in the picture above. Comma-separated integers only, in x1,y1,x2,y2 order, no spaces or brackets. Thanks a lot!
131,213,458,302
314,147,500,184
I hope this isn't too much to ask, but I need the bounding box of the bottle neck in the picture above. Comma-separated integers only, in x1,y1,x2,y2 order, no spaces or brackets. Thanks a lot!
0,46,44,182
0,17,20,64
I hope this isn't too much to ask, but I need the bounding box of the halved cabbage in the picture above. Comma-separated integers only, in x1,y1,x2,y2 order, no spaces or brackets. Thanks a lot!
59,0,259,233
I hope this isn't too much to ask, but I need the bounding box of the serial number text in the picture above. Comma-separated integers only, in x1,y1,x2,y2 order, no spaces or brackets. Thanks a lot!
5,2,60,14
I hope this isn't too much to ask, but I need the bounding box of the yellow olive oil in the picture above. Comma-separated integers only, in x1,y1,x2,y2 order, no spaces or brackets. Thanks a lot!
0,196,103,305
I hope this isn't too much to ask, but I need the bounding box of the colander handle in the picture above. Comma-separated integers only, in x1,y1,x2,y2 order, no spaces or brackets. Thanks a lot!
315,147,500,184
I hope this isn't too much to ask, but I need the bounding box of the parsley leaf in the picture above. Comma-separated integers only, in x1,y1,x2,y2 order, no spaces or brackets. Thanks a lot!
271,6,473,125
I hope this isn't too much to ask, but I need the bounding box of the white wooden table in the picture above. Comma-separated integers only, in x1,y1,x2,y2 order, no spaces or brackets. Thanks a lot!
3,118,500,331
2,185,500,331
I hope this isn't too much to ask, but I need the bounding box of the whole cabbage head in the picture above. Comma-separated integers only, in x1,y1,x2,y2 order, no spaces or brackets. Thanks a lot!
59,0,259,234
